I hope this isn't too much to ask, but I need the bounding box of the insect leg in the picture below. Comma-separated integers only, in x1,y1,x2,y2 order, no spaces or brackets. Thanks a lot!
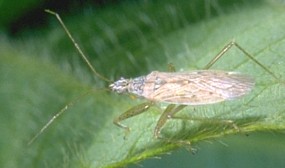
204,41,279,81
113,101,154,133
171,114,239,131
154,105,187,139
154,105,239,141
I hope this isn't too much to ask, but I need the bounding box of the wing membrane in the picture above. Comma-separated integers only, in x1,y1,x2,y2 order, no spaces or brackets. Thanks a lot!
143,70,254,105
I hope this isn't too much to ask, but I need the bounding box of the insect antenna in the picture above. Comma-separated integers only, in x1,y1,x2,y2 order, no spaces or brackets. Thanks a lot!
28,90,102,145
45,9,112,83
29,10,112,145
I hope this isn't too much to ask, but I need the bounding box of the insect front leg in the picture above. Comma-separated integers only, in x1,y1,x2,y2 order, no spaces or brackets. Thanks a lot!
113,101,154,135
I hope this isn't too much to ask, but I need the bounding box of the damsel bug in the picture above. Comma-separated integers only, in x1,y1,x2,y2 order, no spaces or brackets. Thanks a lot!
28,10,279,145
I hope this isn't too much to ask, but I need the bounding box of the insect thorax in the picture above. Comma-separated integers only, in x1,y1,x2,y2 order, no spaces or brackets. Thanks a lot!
109,76,146,96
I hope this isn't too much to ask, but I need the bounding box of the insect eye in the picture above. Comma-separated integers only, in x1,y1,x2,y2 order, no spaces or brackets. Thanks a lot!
109,78,129,93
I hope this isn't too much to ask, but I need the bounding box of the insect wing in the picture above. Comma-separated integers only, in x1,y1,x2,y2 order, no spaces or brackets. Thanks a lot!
142,70,255,105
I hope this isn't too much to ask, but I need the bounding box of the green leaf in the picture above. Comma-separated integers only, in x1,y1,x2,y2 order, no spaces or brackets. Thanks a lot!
1,0,285,167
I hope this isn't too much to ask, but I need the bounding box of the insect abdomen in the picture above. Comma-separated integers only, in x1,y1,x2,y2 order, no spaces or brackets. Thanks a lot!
140,70,254,105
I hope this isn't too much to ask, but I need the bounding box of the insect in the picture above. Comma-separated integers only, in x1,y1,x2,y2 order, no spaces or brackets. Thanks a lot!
28,9,279,145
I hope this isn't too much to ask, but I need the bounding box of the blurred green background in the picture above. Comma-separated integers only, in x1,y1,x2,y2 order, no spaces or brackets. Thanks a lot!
1,0,285,167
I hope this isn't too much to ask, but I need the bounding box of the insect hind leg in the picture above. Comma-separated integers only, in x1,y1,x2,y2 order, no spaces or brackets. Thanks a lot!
155,105,240,144
204,41,279,81
171,114,240,132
